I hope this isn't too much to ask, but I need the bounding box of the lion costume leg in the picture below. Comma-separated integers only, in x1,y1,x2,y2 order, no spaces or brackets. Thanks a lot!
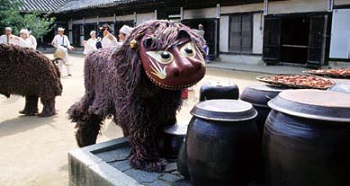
74,113,103,147
38,97,57,117
68,97,105,147
128,125,166,172
117,93,181,172
120,103,166,172
19,95,39,116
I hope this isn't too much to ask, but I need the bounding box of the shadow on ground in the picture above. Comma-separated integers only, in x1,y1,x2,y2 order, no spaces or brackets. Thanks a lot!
0,115,57,138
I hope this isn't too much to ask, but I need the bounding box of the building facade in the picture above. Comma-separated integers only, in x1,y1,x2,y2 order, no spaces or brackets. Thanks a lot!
21,0,350,67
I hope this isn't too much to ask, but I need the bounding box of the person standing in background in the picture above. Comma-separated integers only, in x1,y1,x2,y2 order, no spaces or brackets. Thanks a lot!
196,24,205,38
51,27,74,76
17,29,33,48
83,30,97,55
28,29,37,50
0,27,19,45
1,28,34,49
118,25,133,44
100,24,118,48
194,24,209,63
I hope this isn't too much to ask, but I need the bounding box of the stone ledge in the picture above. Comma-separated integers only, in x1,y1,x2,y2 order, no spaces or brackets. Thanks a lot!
68,138,190,186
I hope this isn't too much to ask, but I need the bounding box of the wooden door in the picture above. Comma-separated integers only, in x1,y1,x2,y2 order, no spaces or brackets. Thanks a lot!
72,24,81,46
263,16,281,64
306,15,326,68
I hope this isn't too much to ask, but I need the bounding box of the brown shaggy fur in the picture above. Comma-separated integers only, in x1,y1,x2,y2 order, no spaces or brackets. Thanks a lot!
68,20,206,172
0,44,62,117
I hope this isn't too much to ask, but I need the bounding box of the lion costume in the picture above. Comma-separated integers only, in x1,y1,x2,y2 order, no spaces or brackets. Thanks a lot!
68,20,206,172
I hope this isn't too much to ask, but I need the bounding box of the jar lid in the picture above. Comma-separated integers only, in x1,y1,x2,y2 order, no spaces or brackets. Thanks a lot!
240,85,286,107
190,99,257,122
202,81,237,86
163,124,188,135
268,89,350,122
328,82,350,94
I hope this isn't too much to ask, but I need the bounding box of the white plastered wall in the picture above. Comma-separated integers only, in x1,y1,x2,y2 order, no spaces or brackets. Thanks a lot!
219,15,229,53
334,0,350,6
221,0,331,16
268,0,328,14
71,14,134,24
184,7,217,19
252,13,263,54
136,12,155,25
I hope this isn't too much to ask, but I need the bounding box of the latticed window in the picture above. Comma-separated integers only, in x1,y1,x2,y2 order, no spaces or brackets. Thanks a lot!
229,14,253,53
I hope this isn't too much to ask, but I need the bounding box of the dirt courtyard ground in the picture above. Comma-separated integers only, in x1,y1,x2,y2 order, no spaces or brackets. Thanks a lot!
0,53,263,186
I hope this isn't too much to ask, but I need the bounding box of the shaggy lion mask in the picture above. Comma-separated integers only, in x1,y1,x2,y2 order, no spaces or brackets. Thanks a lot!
121,20,206,90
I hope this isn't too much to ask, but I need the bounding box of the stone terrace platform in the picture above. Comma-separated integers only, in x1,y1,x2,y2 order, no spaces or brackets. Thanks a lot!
69,138,191,186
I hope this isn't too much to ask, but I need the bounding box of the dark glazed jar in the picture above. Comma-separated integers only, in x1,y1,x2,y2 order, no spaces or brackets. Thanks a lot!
186,99,260,186
158,124,187,161
177,139,190,179
240,85,286,137
199,82,239,101
264,89,350,186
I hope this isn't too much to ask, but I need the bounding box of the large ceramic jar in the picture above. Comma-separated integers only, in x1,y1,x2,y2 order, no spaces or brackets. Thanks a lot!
240,84,286,137
199,82,239,101
158,124,187,160
186,99,260,186
264,89,350,186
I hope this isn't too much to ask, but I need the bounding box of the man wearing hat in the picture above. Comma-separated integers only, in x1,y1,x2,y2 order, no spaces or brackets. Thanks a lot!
0,27,19,45
83,30,98,55
196,24,205,38
194,24,209,63
0,28,31,47
118,25,133,44
100,24,118,48
51,27,74,76
18,29,33,48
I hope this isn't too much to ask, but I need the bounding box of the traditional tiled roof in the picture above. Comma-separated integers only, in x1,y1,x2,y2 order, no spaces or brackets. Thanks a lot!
56,0,153,13
57,0,115,12
19,0,266,14
20,0,70,13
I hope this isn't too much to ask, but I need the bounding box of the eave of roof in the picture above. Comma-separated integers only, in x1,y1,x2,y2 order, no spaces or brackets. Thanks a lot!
19,0,70,13
56,0,156,13
19,0,273,15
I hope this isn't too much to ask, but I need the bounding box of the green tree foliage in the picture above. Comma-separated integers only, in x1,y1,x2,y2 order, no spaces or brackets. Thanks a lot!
0,0,55,38
20,12,56,38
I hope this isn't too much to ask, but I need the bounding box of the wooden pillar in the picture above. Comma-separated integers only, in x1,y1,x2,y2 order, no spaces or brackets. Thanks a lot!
264,0,268,16
180,7,184,20
134,12,137,26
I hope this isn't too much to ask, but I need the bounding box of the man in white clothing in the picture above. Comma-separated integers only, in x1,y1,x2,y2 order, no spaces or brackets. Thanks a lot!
194,24,209,63
0,28,32,48
83,30,97,55
118,25,133,43
51,27,74,76
18,29,33,48
28,29,37,50
115,25,134,48
0,27,19,45
100,24,118,48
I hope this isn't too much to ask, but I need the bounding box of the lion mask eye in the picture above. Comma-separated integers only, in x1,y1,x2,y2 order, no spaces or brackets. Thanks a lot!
146,51,174,64
180,42,196,58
